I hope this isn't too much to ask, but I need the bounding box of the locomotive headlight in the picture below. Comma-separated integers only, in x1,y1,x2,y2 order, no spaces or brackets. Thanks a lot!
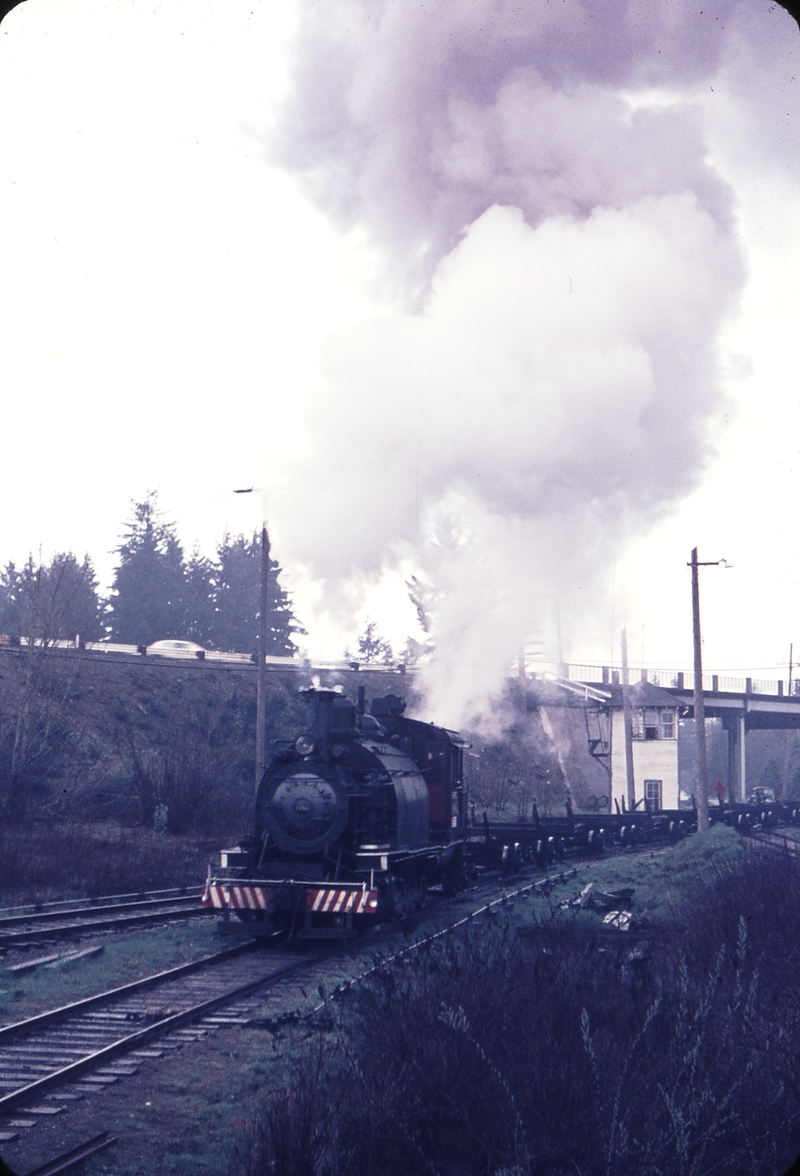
295,734,316,757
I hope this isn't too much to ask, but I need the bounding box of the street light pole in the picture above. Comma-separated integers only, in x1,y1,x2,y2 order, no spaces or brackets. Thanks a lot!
234,489,270,795
689,548,728,833
257,522,270,793
690,548,709,833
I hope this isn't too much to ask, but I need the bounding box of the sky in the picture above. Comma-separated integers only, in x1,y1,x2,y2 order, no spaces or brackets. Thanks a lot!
0,0,798,726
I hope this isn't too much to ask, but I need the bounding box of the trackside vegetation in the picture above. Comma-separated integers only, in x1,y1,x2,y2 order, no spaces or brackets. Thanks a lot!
237,831,800,1176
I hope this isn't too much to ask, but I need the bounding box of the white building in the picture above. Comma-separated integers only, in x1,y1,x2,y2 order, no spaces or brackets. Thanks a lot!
609,681,680,812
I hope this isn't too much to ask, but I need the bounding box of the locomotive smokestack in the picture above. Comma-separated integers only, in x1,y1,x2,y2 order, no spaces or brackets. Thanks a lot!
300,685,357,755
301,686,339,752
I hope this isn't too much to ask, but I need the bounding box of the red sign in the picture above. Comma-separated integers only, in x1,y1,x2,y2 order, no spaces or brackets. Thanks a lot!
713,782,726,793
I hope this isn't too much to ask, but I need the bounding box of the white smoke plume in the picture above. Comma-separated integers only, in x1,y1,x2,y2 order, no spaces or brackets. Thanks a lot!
267,0,779,727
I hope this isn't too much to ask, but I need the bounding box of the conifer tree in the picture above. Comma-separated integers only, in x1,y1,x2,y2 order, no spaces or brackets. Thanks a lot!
0,552,102,643
347,621,394,664
182,549,216,648
106,492,185,645
211,531,298,655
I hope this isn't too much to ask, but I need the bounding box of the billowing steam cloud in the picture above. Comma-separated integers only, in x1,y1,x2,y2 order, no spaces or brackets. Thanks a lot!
268,0,757,727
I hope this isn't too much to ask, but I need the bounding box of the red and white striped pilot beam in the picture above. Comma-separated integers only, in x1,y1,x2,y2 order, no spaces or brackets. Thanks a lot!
307,888,379,915
201,883,380,915
201,884,269,910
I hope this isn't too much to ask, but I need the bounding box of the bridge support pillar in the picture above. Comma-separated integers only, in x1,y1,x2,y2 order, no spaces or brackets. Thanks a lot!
728,713,747,802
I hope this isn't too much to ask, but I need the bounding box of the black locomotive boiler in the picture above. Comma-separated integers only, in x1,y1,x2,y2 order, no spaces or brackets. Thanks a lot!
202,685,469,938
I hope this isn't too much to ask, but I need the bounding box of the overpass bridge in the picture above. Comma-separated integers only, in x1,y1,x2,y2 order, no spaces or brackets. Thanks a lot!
543,662,800,804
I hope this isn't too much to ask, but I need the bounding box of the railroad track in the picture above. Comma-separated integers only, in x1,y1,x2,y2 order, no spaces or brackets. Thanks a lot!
7,1131,118,1176
0,937,338,1139
744,827,800,858
0,863,590,1153
0,888,208,947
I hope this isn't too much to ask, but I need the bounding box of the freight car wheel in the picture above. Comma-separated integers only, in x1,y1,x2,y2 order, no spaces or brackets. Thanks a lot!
587,829,605,855
502,843,521,876
443,856,469,896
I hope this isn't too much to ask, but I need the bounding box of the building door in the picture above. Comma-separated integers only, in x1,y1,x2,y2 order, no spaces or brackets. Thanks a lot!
644,779,662,813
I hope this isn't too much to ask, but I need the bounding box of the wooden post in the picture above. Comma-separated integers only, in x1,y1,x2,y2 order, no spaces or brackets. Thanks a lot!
789,643,794,698
621,628,636,812
691,547,709,833
256,524,270,796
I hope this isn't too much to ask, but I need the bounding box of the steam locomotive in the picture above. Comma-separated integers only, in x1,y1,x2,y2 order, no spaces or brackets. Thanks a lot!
202,685,470,938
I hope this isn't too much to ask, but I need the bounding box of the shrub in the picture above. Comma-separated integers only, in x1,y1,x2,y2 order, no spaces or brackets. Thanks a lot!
238,846,800,1176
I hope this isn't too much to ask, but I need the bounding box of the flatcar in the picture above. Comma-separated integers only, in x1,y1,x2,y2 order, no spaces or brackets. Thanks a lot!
202,685,469,938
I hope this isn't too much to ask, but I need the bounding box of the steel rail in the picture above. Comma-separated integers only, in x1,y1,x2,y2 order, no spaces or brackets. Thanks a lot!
0,951,321,1115
0,886,202,919
304,867,580,1021
745,828,800,858
0,893,205,930
0,939,261,1045
0,906,211,947
22,1131,118,1176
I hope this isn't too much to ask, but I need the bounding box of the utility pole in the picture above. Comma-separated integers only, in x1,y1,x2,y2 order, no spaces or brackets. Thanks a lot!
516,645,526,716
621,628,636,812
789,643,794,698
688,548,729,831
257,523,270,794
234,489,270,796
787,643,794,802
690,548,709,832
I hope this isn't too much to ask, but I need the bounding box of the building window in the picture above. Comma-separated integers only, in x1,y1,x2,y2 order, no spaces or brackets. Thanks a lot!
630,707,676,739
631,709,644,739
644,779,662,812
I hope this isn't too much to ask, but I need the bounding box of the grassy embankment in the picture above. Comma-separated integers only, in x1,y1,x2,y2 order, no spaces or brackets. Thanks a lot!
235,827,800,1176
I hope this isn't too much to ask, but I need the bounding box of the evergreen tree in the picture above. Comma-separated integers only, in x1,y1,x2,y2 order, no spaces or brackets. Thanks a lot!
348,621,394,664
210,531,299,655
0,552,102,643
182,549,216,648
106,493,186,645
